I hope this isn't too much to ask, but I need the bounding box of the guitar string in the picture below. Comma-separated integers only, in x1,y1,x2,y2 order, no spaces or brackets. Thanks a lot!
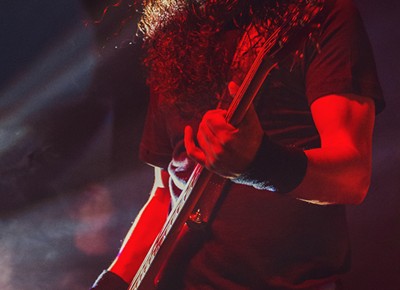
225,5,307,123
226,0,324,122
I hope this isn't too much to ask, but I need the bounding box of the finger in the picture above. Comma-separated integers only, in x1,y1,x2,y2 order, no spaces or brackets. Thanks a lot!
228,81,240,97
203,109,228,120
197,119,223,159
199,110,238,153
184,126,206,165
203,110,237,137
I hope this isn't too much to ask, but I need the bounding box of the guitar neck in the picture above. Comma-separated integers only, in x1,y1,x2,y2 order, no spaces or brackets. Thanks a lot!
128,165,212,290
128,55,279,290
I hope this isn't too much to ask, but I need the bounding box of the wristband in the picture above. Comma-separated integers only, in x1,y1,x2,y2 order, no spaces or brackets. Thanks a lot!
232,134,308,193
90,270,129,290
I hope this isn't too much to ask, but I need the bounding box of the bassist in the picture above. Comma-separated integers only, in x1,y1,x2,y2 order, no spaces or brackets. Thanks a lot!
91,0,384,289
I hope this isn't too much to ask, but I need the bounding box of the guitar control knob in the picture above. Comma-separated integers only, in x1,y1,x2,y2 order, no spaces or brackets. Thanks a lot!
189,209,204,224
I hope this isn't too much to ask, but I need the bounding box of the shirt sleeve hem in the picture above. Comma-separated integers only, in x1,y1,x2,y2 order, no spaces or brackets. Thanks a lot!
307,79,385,114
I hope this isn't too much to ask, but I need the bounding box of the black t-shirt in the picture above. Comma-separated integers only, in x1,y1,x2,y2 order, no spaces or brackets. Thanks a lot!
139,0,384,288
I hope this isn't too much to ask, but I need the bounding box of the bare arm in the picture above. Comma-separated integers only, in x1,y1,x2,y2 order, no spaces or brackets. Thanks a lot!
185,93,376,206
291,94,375,205
108,167,171,283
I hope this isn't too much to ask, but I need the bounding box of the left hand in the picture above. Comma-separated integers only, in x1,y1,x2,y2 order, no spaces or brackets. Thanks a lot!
184,106,264,178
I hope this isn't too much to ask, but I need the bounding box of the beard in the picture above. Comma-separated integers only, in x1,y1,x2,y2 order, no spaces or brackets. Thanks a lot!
140,0,285,118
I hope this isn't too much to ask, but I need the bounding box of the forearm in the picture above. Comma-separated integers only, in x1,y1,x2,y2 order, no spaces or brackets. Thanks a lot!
290,94,375,205
291,146,371,205
108,185,170,283
234,94,375,205
91,167,171,290
91,185,170,290
232,137,371,205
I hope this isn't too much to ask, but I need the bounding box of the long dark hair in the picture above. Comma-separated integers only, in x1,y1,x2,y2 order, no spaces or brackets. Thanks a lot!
139,0,289,118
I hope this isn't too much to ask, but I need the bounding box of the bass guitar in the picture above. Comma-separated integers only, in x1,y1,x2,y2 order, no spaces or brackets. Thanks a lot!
129,1,325,288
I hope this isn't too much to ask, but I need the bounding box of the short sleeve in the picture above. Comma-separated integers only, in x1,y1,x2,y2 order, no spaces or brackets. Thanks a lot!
305,0,385,114
139,90,173,169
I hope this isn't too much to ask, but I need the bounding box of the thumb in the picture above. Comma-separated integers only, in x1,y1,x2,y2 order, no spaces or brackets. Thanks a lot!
228,81,240,97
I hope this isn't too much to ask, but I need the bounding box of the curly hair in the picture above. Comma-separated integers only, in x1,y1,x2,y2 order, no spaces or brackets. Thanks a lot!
139,0,290,118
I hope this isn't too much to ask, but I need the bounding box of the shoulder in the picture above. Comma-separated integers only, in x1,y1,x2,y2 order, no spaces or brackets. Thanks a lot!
313,0,369,52
321,0,362,26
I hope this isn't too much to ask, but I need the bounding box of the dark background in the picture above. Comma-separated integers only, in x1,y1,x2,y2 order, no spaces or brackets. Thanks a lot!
0,1,399,289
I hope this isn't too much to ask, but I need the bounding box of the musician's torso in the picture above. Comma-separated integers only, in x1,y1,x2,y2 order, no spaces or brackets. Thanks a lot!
138,0,384,288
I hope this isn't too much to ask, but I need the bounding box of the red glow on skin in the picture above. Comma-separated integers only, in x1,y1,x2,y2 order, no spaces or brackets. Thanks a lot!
110,186,171,283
